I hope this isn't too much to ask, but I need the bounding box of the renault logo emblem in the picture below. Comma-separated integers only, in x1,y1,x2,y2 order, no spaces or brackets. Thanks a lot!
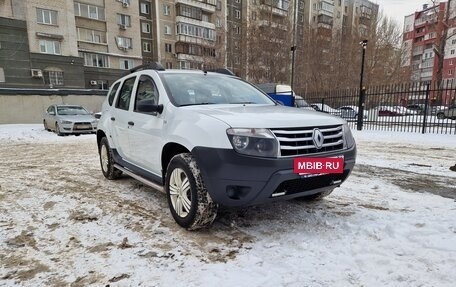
312,128,324,149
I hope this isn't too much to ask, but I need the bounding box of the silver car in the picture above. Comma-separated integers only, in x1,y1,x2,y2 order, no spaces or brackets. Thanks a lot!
43,104,98,136
436,105,456,120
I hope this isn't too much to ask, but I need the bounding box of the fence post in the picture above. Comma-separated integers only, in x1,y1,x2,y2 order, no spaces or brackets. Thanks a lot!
357,86,366,131
421,83,430,134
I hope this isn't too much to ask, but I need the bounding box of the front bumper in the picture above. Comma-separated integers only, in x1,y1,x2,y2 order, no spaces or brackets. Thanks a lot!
60,122,97,134
192,145,356,207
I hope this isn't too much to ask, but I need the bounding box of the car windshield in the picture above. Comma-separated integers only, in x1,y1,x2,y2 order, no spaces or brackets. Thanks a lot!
162,73,275,106
57,106,89,115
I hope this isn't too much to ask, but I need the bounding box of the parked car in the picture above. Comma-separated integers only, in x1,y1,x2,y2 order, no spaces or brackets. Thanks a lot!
375,106,404,117
310,103,343,117
391,106,417,115
294,95,315,111
96,63,356,230
436,105,456,120
406,104,425,115
43,104,98,136
338,105,359,119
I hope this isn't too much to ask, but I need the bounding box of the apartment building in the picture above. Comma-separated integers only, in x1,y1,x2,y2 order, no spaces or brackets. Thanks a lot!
0,0,144,89
402,2,456,84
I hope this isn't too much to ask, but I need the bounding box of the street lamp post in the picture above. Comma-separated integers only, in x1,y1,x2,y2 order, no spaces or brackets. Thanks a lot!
357,40,368,131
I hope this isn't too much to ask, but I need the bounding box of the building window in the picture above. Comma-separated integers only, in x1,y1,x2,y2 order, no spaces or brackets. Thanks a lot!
202,14,209,22
120,59,134,70
216,17,222,27
39,40,61,55
451,49,455,55
164,25,172,35
235,10,241,19
452,39,456,45
216,0,222,10
77,28,106,43
235,0,240,3
142,22,151,33
74,2,105,20
163,4,170,15
141,2,150,14
116,37,132,49
450,60,454,66
165,43,172,53
166,62,172,69
44,70,64,86
80,52,109,68
449,69,454,76
143,41,151,52
117,14,131,26
252,12,256,20
36,8,58,25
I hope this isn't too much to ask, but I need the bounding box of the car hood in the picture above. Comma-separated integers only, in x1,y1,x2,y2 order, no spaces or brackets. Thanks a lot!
58,115,96,122
184,104,345,128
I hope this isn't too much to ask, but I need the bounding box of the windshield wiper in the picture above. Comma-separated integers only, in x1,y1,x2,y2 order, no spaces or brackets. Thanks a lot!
229,101,256,104
179,102,217,107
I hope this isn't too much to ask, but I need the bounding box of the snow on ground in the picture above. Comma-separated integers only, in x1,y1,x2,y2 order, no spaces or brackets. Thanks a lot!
0,125,455,287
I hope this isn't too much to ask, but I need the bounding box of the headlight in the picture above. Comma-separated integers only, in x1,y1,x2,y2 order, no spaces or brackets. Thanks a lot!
343,123,355,148
227,128,279,157
61,120,72,125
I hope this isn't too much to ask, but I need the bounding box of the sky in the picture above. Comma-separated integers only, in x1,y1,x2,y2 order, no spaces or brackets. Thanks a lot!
376,0,433,28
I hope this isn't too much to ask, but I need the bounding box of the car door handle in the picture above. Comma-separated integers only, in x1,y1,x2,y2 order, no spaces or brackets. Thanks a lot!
110,117,115,121
128,121,134,126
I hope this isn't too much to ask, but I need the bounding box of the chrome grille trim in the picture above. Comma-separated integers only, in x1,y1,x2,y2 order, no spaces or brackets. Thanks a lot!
271,125,345,157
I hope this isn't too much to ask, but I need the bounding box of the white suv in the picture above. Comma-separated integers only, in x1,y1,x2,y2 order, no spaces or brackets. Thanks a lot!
96,64,356,229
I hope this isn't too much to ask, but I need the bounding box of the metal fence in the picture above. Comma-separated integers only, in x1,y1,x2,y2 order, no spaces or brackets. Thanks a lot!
304,82,456,134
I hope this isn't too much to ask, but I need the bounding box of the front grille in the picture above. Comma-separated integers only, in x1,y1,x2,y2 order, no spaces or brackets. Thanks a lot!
271,125,344,157
73,122,92,130
271,171,350,197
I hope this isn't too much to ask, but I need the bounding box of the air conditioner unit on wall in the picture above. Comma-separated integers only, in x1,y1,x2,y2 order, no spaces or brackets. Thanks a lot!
119,24,126,30
90,80,97,85
31,69,43,78
122,1,129,7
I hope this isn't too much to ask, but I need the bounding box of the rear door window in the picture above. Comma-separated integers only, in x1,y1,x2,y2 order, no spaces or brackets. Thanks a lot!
115,77,136,111
108,82,120,106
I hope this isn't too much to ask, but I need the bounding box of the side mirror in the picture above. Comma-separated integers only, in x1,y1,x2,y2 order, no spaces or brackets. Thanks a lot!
137,99,164,114
94,113,102,119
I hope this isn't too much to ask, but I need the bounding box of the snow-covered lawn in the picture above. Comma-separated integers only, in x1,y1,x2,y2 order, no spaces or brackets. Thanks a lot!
0,125,455,287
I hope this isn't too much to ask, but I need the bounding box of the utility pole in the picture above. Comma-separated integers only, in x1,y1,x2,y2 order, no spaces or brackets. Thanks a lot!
357,40,368,131
290,0,299,90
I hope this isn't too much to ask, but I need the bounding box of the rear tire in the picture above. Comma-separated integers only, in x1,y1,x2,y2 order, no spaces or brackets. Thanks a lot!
165,153,218,230
436,112,445,120
99,137,122,180
43,120,50,131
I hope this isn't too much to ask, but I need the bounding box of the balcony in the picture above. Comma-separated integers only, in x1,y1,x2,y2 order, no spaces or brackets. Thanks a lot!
176,34,214,46
176,16,215,29
412,46,424,56
261,0,289,17
317,14,333,27
175,0,216,13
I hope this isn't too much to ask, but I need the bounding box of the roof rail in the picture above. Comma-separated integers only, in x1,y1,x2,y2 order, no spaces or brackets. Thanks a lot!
129,62,165,73
205,68,235,76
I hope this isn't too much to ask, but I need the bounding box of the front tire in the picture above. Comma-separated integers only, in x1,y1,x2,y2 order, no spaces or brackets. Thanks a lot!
165,153,218,230
55,122,63,136
99,137,122,180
